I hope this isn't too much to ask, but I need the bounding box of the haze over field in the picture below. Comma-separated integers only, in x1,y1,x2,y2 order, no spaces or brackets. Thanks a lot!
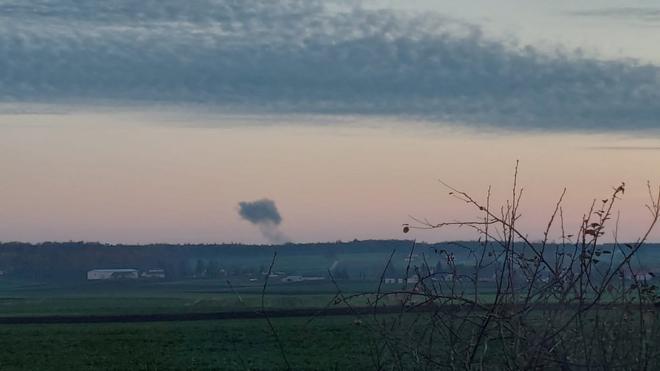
1,0,660,244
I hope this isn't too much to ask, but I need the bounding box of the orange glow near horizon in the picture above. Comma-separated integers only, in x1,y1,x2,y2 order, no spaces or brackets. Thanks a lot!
1,111,659,244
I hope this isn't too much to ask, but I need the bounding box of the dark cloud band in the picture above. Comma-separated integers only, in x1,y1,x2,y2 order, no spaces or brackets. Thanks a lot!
2,0,660,131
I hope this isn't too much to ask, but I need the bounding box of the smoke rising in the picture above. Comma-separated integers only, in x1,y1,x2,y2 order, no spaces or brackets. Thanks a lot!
237,199,289,244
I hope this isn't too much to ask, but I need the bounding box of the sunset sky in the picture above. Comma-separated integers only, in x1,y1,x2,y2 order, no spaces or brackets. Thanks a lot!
1,0,660,244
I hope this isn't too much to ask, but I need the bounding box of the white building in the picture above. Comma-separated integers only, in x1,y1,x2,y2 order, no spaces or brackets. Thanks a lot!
281,275,304,283
385,277,419,284
87,269,138,280
141,269,166,279
281,275,326,283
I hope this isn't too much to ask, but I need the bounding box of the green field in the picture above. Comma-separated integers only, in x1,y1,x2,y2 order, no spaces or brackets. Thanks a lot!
0,275,503,370
0,278,387,370
0,275,657,369
0,275,505,317
0,317,377,370
0,278,394,317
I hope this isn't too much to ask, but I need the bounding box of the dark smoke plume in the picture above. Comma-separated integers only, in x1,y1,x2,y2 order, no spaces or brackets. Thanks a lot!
237,199,290,244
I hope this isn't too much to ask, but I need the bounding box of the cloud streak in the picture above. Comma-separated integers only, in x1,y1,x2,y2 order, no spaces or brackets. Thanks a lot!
2,0,660,131
568,8,660,23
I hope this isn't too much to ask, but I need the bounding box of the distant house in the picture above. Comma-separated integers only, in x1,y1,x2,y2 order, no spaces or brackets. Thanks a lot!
435,273,454,281
281,275,326,283
632,271,655,282
385,276,419,284
140,269,166,279
87,269,138,280
281,275,304,283
403,254,419,262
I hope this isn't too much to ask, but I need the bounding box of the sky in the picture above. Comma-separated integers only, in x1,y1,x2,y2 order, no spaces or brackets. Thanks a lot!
1,0,660,244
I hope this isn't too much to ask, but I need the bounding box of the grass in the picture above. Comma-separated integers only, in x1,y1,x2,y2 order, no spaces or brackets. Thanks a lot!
0,278,387,370
0,278,432,317
0,317,375,370
0,276,653,369
0,277,503,369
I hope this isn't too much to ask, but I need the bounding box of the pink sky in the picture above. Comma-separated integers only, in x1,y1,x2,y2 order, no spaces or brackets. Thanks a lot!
0,111,658,244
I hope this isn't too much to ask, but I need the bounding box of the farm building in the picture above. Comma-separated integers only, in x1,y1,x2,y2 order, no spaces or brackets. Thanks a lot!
384,276,419,284
631,271,655,282
87,269,138,280
281,275,304,283
141,269,166,279
281,275,326,283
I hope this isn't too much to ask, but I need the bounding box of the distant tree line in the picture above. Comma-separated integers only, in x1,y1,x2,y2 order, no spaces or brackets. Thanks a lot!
0,240,467,282
0,240,655,283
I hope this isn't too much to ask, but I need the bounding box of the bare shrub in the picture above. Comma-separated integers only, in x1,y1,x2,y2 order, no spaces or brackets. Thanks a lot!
340,163,660,370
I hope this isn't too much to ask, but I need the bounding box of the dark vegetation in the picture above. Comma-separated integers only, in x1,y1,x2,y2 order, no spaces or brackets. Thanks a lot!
334,166,660,369
2,240,659,284
0,240,485,282
0,317,376,370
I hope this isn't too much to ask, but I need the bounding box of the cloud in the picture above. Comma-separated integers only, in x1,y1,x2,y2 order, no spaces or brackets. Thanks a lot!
2,0,660,131
568,8,660,23
587,146,660,151
237,199,289,244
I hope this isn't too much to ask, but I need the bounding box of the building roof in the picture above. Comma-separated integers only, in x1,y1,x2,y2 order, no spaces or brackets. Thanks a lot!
88,269,137,273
